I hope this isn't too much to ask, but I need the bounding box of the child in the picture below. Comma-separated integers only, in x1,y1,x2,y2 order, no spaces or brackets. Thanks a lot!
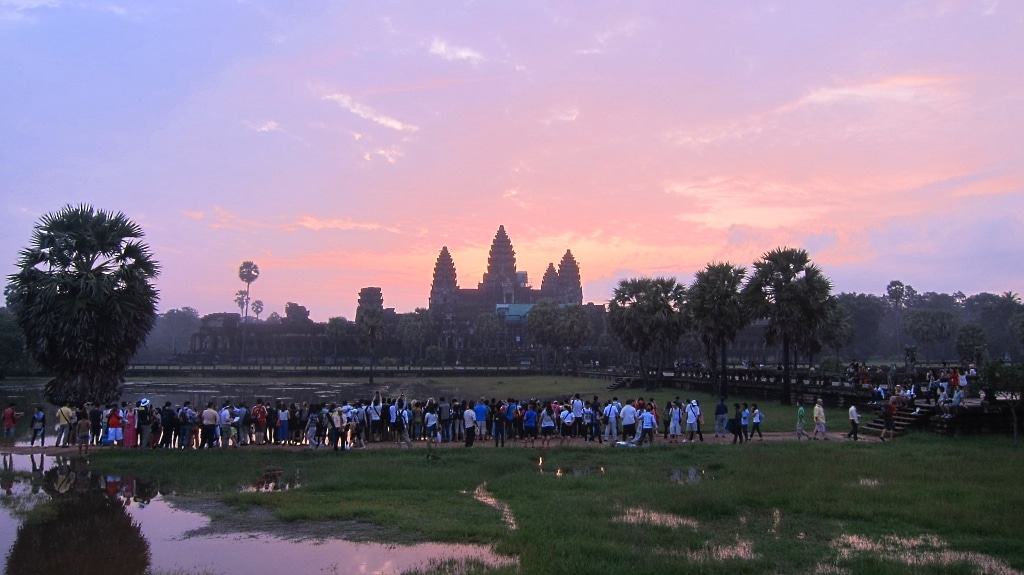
76,408,92,454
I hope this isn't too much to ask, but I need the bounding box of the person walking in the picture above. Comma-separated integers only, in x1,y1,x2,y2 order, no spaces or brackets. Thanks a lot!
847,403,860,441
749,404,763,440
685,400,704,442
714,397,729,438
812,399,828,440
731,403,744,444
796,401,810,440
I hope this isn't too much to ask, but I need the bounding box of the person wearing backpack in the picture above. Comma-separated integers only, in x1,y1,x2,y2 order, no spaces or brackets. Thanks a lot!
177,401,196,449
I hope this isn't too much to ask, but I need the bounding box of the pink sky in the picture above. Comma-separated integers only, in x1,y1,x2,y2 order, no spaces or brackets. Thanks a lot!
2,1,1022,321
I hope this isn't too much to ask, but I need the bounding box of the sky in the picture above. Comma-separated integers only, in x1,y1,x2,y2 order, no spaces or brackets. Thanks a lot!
1,0,1022,322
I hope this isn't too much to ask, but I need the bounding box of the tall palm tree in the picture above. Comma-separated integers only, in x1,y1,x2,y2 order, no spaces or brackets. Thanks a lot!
357,307,387,384
608,277,686,389
237,260,259,362
743,247,833,405
689,262,748,398
6,204,160,405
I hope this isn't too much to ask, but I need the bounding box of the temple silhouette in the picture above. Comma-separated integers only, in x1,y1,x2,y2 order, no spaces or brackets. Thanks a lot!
429,225,583,350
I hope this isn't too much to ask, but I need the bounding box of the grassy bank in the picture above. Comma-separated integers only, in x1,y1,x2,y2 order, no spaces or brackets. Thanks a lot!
93,434,1024,575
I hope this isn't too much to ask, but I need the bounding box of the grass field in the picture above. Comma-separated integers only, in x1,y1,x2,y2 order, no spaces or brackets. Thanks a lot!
94,431,1024,575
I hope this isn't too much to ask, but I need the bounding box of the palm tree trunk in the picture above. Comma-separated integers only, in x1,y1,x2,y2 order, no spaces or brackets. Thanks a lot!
720,339,729,399
781,335,792,405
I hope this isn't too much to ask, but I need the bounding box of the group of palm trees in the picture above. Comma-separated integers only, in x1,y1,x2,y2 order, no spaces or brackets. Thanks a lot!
608,247,839,404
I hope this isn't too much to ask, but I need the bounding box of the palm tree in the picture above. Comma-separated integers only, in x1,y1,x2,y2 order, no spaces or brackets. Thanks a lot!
688,262,748,398
237,260,259,362
608,277,686,389
743,247,833,405
357,307,387,384
6,204,160,405
251,299,264,320
234,289,248,314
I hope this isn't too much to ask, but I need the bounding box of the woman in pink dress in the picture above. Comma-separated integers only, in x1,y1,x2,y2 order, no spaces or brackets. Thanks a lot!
123,405,138,448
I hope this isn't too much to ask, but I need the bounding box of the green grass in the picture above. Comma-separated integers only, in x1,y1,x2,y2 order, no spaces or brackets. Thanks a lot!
91,434,1024,575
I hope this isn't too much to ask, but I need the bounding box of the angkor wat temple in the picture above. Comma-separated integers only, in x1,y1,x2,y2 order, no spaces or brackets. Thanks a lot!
429,225,584,349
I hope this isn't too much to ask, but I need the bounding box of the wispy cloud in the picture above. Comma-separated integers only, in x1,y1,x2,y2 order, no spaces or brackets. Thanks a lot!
182,210,204,220
784,76,956,110
322,94,419,132
502,188,530,208
363,147,404,164
1,0,57,23
429,37,484,65
295,216,398,233
246,120,283,133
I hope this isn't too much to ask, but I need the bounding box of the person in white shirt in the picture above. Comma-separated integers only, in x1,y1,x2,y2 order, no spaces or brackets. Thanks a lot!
620,400,637,441
603,401,619,442
685,400,704,442
847,404,860,441
668,401,683,442
464,400,478,447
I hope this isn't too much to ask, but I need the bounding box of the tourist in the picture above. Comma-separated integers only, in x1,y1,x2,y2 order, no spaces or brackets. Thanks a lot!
847,403,860,441
522,402,538,448
438,397,452,442
54,401,74,447
602,400,619,442
199,402,218,448
252,399,268,445
305,404,321,448
741,403,751,441
749,403,763,441
89,403,102,445
368,392,384,442
715,397,729,438
731,403,744,444
124,403,138,448
668,401,683,443
880,396,898,441
796,400,810,440
588,396,603,443
539,403,556,448
159,402,176,448
636,405,656,446
30,406,45,447
686,400,704,443
620,399,637,442
425,405,439,444
570,393,585,438
464,400,478,447
76,406,91,454
474,398,489,441
136,398,154,449
177,401,196,449
2,403,21,439
812,399,828,440
106,403,124,447
219,402,235,448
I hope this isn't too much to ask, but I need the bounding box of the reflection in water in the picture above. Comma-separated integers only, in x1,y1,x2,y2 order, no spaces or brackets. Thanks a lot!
616,506,699,530
0,454,512,575
829,534,1022,574
670,467,706,485
466,482,517,530
6,457,150,575
241,466,301,492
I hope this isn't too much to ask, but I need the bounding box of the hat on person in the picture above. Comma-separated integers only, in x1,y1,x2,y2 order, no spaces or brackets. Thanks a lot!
691,400,698,406
140,398,150,407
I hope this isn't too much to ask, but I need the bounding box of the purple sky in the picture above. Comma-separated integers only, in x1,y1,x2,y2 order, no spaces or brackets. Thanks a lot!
2,1,1022,321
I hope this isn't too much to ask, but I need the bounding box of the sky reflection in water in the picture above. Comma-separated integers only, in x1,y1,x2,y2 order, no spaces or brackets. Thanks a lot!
0,453,510,575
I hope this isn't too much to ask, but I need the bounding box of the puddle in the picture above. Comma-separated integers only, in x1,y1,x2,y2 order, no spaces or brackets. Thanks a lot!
241,465,301,492
616,506,699,530
0,454,514,575
670,467,707,485
465,482,517,530
682,537,759,562
537,458,604,478
828,534,1022,575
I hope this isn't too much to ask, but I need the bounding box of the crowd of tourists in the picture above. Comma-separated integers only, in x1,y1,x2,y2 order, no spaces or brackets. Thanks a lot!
3,391,734,452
